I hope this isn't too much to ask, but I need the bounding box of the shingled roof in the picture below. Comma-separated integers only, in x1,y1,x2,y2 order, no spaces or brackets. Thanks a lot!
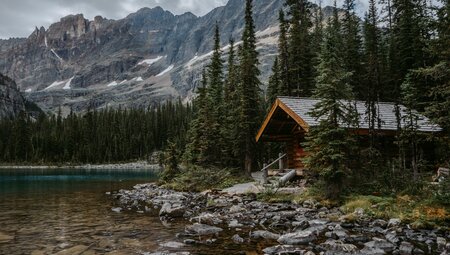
256,97,441,142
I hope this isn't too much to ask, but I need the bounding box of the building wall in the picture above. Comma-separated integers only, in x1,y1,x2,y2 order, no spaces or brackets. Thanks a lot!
287,136,307,170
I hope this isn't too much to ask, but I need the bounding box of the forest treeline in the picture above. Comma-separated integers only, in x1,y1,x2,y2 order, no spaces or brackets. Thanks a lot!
0,101,191,163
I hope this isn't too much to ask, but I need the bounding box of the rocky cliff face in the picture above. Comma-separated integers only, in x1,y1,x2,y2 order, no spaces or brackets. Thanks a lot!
0,73,26,118
0,0,328,115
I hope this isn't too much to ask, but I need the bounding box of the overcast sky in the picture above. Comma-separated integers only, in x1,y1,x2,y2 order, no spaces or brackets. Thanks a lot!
0,0,368,39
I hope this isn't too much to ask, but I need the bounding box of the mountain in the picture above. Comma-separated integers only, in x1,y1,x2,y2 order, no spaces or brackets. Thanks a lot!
0,73,26,118
0,0,324,115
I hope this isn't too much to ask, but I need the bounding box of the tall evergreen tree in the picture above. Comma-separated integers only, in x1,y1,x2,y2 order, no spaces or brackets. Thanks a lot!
277,9,291,96
304,13,356,199
267,57,281,105
342,0,363,98
363,0,383,145
222,38,242,167
238,0,261,175
205,23,225,165
286,0,314,97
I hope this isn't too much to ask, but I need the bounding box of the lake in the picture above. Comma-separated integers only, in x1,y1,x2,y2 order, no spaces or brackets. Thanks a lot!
0,168,271,255
0,168,191,254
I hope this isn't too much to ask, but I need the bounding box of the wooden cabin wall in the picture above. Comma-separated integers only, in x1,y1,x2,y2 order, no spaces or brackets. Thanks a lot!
286,136,307,169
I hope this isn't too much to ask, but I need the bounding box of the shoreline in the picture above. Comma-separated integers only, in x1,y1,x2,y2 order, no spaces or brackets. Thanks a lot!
110,183,450,255
0,161,162,170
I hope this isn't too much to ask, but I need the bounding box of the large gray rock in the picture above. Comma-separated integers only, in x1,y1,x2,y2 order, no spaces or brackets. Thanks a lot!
159,202,186,218
251,230,280,240
364,238,395,253
320,239,358,254
185,223,223,236
277,230,316,245
262,245,306,255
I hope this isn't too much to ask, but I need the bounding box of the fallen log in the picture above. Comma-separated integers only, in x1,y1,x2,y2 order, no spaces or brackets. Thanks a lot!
278,169,296,187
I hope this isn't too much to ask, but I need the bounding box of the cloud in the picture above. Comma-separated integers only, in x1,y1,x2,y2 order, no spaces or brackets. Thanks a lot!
0,0,227,39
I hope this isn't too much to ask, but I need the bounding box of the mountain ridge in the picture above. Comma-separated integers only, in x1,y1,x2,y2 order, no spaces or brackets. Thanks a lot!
0,0,331,115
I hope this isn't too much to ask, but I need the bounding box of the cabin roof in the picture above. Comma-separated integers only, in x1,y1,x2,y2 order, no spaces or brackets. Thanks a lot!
256,97,442,142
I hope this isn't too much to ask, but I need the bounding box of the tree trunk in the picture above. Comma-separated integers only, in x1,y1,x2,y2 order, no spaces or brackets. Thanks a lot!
245,153,252,177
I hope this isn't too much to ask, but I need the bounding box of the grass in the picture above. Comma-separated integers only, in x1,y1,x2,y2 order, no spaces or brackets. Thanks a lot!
161,165,251,192
340,194,449,229
255,180,449,229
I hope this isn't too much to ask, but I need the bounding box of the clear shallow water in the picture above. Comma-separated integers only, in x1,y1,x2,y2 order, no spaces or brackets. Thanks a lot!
0,168,267,255
0,168,185,255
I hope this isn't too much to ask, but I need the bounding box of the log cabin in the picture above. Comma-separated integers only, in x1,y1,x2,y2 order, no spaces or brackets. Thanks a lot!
256,97,442,175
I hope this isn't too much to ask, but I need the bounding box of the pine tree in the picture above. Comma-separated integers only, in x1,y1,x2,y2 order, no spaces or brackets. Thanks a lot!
184,69,212,165
286,0,314,97
277,9,291,96
267,57,281,106
363,0,383,145
312,1,324,62
205,23,225,165
342,0,363,98
304,13,356,199
238,0,261,175
222,38,241,167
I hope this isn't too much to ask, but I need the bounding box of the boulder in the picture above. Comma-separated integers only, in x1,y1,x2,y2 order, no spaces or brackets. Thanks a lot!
262,245,306,255
385,231,400,244
185,223,223,236
399,241,414,255
251,230,280,240
278,230,316,245
320,239,358,254
387,218,401,228
160,241,185,249
371,219,388,228
159,202,185,218
232,234,244,243
364,238,395,253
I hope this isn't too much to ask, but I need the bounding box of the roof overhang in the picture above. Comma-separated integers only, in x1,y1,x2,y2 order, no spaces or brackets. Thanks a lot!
255,98,310,142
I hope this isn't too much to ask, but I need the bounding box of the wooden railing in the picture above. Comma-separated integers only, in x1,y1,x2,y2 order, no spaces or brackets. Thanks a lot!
260,153,286,184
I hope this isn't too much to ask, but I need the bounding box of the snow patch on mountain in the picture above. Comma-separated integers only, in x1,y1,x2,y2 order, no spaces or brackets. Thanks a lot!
107,81,118,87
44,80,65,90
156,65,174,77
50,49,63,62
138,56,164,66
63,77,74,90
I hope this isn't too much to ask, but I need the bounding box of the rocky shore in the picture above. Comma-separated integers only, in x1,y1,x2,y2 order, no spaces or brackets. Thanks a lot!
111,183,449,255
0,161,161,170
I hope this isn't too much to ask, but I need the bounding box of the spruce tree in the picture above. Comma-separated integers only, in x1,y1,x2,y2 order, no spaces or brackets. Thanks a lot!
304,13,356,199
267,57,281,106
222,38,241,167
238,0,261,175
363,0,383,145
206,23,225,165
277,9,291,96
286,0,314,97
342,0,363,98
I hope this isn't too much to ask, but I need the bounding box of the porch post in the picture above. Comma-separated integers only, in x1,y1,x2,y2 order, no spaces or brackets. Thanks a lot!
279,152,284,171
262,163,268,184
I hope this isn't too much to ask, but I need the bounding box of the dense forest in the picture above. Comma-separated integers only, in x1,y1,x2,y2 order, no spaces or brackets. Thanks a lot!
0,101,191,163
0,0,448,198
